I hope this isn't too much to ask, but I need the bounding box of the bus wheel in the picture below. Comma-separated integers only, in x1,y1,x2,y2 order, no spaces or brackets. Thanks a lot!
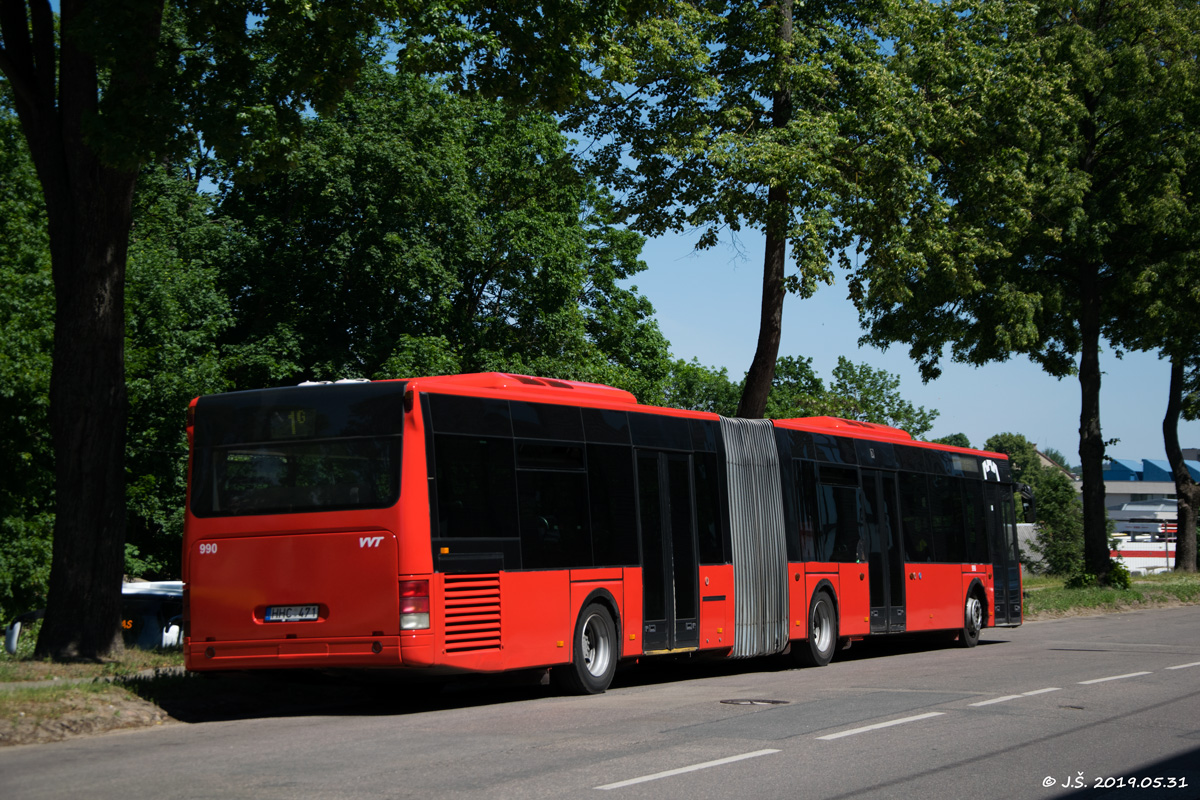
959,590,984,648
556,603,618,694
793,590,838,667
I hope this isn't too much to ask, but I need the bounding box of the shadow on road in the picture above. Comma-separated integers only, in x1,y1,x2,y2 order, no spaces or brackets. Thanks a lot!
124,632,1010,725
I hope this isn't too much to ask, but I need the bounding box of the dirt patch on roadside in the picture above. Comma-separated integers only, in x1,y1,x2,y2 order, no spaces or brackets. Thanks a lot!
0,685,175,747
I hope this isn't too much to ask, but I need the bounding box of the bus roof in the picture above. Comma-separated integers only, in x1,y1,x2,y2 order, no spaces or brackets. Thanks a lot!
407,372,641,407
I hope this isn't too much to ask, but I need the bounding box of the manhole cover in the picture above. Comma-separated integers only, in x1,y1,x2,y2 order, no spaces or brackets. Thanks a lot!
720,699,789,706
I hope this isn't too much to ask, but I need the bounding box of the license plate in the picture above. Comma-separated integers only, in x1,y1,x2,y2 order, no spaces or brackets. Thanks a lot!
265,604,319,622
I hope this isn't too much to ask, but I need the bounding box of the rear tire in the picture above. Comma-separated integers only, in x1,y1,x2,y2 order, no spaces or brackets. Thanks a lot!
554,603,618,694
958,590,984,648
793,590,837,667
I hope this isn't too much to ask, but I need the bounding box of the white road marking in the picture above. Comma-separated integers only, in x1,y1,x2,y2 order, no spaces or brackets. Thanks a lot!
1166,661,1200,670
595,749,780,790
970,686,1062,706
816,712,945,740
970,687,1060,706
970,695,1024,707
1077,671,1152,685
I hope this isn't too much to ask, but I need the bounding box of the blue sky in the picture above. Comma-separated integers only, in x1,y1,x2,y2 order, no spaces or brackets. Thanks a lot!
632,230,1200,465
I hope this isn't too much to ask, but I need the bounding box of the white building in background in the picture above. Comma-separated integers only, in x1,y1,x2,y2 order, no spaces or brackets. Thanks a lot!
1088,451,1199,573
1100,454,1199,536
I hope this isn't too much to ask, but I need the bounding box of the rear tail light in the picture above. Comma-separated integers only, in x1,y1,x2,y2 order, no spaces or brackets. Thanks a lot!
399,579,430,630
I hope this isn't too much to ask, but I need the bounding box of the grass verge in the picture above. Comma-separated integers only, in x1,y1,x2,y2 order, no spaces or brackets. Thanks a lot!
1023,571,1200,617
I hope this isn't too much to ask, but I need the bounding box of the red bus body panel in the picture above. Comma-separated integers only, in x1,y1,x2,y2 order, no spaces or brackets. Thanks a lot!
184,374,1021,677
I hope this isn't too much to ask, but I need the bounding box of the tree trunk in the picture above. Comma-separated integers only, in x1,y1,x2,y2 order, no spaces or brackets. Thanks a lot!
3,0,144,658
1163,356,1198,573
736,0,793,420
737,186,788,419
1077,265,1109,583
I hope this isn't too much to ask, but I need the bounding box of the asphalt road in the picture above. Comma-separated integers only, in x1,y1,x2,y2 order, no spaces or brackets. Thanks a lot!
4,608,1199,800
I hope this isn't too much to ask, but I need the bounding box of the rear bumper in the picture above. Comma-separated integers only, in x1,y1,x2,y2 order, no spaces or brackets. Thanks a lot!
185,635,434,671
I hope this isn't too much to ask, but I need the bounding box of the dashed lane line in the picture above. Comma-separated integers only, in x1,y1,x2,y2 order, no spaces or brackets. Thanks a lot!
594,749,780,790
816,712,945,741
1077,671,1153,685
968,688,1061,707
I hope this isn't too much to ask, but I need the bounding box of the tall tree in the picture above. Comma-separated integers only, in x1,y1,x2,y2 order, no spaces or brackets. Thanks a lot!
1161,357,1199,572
762,356,937,437
846,0,1200,583
985,432,1084,575
1,0,645,658
572,0,889,418
216,65,672,401
0,77,53,623
124,161,235,579
0,0,403,658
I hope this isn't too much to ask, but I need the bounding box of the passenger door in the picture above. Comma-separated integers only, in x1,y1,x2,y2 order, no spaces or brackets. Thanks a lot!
637,451,700,652
986,483,1022,625
862,470,906,633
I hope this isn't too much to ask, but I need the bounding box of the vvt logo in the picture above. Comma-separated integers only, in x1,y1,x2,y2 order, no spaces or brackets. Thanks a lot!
359,536,384,548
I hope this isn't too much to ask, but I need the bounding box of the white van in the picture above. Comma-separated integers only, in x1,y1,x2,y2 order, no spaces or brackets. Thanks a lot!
4,581,184,656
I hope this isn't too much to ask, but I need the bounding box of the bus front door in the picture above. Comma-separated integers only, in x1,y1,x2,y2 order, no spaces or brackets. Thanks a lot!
636,451,700,653
862,470,906,633
986,484,1022,625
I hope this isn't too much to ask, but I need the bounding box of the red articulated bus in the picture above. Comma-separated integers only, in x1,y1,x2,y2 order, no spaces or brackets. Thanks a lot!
183,373,1023,693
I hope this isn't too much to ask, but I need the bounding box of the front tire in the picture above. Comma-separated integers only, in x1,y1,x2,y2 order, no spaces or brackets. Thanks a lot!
554,603,618,694
793,590,838,667
959,590,984,648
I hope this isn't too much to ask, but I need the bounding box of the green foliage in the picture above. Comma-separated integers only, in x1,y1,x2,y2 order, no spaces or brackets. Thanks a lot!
932,433,971,449
1107,560,1132,591
575,0,888,294
1002,572,1200,616
849,0,1200,579
762,356,827,420
987,433,1085,575
0,84,54,623
572,0,896,414
124,163,236,579
662,359,742,415
825,358,939,437
661,354,938,436
1028,469,1086,575
853,0,1200,378
216,63,672,401
1063,561,1129,590
1063,570,1099,590
766,356,938,437
984,433,1041,483
1041,447,1070,470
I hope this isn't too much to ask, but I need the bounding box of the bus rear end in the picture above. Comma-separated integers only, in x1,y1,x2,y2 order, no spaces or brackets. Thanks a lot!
183,380,429,671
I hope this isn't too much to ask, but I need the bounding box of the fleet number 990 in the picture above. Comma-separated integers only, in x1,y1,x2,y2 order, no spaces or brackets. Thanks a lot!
198,543,219,555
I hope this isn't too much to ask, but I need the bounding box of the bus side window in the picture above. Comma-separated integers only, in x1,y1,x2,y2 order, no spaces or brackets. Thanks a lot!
815,466,862,563
929,475,965,563
899,472,934,562
695,452,726,564
961,480,990,562
588,444,639,567
794,460,818,562
516,440,591,569
434,434,518,539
